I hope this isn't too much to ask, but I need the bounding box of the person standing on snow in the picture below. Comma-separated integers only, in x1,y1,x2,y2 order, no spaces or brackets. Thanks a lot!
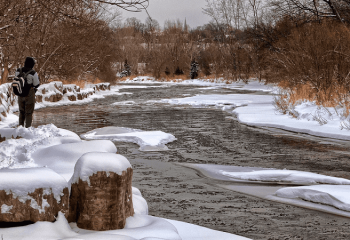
15,57,40,128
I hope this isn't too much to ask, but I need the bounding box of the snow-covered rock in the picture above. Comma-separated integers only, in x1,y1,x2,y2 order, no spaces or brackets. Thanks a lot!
0,83,16,121
0,167,69,222
35,82,109,104
68,152,134,231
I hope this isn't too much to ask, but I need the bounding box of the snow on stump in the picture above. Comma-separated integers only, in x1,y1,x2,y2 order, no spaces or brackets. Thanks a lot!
0,168,69,222
68,152,134,231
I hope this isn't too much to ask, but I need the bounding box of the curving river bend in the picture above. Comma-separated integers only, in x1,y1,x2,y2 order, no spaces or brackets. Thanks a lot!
32,84,350,240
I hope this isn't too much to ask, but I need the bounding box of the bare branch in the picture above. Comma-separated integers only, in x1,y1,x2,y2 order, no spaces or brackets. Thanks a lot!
91,0,149,12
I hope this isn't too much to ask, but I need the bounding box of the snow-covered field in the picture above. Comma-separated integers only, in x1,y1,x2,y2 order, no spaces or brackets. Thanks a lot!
1,77,350,239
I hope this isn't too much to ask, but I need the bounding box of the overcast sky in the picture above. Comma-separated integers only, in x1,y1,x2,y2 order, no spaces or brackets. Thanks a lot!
121,0,212,29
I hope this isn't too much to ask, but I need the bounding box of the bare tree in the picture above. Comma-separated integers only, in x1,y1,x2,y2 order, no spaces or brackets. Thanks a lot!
270,0,350,24
203,0,266,30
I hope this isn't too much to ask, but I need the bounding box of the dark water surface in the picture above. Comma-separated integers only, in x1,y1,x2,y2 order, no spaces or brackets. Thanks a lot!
33,84,350,240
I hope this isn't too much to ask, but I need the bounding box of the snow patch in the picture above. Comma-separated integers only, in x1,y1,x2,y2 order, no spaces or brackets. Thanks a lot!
0,124,80,169
1,204,13,213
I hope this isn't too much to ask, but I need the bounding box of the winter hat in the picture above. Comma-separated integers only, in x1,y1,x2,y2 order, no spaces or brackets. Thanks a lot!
24,57,35,69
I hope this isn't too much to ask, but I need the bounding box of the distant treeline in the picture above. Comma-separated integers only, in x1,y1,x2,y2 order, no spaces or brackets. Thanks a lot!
0,0,146,83
1,0,350,101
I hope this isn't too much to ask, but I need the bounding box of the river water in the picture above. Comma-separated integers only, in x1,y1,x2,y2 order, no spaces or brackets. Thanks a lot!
32,84,350,240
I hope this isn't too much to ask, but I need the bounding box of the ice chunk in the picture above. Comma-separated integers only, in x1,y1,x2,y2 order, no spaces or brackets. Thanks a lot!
275,185,350,212
81,126,176,151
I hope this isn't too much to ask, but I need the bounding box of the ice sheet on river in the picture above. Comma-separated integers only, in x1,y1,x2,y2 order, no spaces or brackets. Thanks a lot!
221,169,350,185
275,185,350,212
81,126,176,151
181,163,350,217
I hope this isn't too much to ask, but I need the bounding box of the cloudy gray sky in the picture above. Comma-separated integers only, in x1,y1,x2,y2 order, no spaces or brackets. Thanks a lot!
122,0,212,28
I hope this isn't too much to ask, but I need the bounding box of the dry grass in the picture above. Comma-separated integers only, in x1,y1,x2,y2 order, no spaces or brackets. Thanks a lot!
162,74,188,82
275,81,350,119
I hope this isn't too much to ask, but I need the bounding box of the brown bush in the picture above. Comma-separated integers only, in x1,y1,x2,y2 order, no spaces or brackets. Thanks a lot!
270,21,350,105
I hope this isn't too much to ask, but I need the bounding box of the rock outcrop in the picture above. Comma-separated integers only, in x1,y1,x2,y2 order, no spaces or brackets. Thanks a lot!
0,168,69,222
35,82,109,104
68,152,134,231
0,81,111,123
0,84,16,121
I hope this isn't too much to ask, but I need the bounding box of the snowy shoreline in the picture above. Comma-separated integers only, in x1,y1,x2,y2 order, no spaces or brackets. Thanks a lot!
1,78,350,239
122,77,350,142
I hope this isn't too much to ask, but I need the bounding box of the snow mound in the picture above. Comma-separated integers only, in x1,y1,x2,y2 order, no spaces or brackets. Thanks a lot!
275,185,350,212
69,214,181,240
81,126,176,151
0,212,180,240
0,124,80,169
132,187,148,215
32,140,117,181
70,152,132,184
220,169,350,185
165,218,251,240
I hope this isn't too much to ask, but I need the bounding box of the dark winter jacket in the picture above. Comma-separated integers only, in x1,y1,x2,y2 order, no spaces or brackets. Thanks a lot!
15,57,40,89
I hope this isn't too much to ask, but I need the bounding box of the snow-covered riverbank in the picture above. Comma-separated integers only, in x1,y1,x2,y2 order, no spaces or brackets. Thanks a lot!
123,77,350,141
1,78,350,239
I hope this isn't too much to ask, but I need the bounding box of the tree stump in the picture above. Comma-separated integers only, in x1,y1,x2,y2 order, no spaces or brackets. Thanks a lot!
0,168,69,222
68,152,134,231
